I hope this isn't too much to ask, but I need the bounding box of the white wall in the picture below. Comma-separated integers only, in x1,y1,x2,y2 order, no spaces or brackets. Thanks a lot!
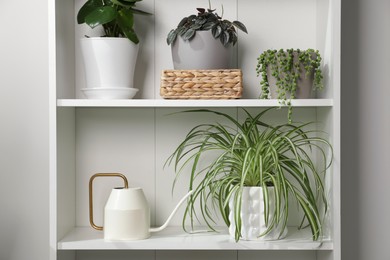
341,0,390,259
0,1,50,260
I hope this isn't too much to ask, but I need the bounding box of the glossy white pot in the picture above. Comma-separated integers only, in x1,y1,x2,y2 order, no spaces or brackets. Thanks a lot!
80,37,139,98
228,186,288,241
171,31,233,70
89,173,193,241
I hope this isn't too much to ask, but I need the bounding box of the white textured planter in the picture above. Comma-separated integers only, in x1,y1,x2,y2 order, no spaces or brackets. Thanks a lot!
171,31,233,70
80,37,139,98
228,187,288,241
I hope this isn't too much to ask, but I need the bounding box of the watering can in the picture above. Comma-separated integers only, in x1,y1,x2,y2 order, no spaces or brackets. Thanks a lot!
89,173,193,241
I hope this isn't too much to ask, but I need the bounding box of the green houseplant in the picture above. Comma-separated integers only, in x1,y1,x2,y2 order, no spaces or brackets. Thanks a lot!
166,108,332,241
76,0,151,99
256,49,324,123
77,0,151,44
166,6,247,47
166,2,247,70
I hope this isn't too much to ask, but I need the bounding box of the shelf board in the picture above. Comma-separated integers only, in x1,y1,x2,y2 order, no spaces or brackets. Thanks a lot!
58,226,333,251
57,99,333,108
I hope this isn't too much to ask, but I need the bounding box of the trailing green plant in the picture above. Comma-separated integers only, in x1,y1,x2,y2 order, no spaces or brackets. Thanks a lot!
166,1,247,47
77,0,152,44
166,108,332,242
256,49,324,123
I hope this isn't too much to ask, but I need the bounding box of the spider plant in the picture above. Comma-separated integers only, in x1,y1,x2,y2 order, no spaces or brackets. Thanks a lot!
166,108,333,241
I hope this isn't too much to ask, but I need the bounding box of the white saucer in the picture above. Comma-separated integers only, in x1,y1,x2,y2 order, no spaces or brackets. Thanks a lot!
81,88,138,99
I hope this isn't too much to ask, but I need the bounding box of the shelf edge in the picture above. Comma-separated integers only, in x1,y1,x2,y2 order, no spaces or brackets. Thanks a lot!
57,99,334,108
58,227,333,251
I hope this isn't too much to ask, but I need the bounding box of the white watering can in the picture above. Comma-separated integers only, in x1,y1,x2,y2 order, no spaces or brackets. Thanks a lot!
89,173,193,241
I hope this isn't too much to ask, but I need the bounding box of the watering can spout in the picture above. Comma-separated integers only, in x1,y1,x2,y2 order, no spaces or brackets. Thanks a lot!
149,190,194,233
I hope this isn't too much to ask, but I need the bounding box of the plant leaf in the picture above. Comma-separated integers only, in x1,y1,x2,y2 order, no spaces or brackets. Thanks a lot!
167,29,178,45
77,0,103,24
202,21,215,30
232,20,248,33
230,31,238,46
211,25,222,38
178,17,189,27
190,23,203,30
182,28,196,41
111,0,134,7
123,29,139,44
220,30,230,46
117,8,134,28
195,17,207,25
130,8,152,15
117,9,139,43
85,6,117,29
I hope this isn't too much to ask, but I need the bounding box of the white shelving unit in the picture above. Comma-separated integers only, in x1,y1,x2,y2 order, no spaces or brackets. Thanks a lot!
58,227,332,250
57,99,334,108
49,0,340,260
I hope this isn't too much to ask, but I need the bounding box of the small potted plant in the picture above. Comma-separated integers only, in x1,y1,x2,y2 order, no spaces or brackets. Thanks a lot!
166,108,332,242
77,0,151,99
256,48,324,122
166,1,247,70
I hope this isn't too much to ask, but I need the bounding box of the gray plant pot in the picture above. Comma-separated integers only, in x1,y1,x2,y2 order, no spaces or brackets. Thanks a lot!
171,31,233,70
267,52,317,99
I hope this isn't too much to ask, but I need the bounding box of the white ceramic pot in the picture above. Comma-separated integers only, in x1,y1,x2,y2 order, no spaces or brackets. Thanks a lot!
228,186,288,241
171,31,233,70
80,37,139,98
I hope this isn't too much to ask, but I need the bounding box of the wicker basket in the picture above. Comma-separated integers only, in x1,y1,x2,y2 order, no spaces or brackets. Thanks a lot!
160,69,243,99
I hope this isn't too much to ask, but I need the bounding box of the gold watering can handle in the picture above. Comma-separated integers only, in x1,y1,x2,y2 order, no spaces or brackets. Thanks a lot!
89,173,129,231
